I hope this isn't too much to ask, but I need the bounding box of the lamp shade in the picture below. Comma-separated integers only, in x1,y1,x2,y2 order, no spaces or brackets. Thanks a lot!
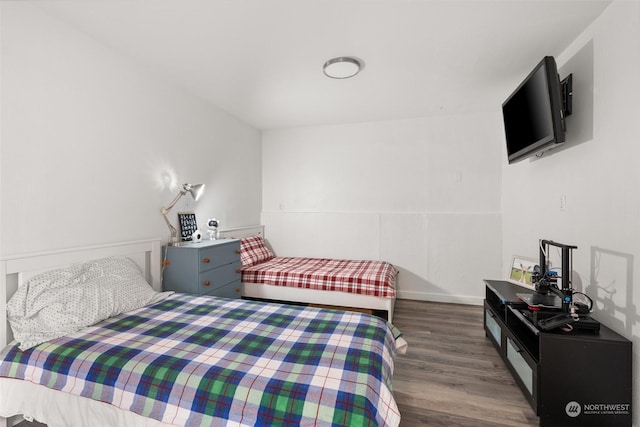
187,183,205,201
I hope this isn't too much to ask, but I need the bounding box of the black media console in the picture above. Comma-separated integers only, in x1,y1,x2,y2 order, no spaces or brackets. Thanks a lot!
484,279,632,427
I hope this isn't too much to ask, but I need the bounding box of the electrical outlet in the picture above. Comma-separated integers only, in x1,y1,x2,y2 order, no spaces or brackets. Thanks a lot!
560,195,567,211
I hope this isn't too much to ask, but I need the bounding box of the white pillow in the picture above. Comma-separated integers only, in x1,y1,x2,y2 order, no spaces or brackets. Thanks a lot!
7,256,171,350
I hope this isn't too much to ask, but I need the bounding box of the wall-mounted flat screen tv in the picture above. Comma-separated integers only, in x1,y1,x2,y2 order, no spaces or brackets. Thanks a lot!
502,56,566,164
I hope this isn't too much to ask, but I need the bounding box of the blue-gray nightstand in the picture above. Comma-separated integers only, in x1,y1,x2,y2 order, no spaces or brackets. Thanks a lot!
162,239,242,298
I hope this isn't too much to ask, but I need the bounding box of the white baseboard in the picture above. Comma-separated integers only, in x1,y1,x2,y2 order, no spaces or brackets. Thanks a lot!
397,290,484,306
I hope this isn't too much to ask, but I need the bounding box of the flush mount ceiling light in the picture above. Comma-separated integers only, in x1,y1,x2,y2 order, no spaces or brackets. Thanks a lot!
323,57,363,79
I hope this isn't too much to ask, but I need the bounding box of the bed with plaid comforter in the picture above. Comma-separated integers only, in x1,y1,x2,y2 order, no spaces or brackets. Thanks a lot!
241,257,398,298
0,294,401,426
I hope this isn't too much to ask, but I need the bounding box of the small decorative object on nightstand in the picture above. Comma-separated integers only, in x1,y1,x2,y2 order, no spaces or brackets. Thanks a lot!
207,218,219,240
163,239,242,299
178,212,198,242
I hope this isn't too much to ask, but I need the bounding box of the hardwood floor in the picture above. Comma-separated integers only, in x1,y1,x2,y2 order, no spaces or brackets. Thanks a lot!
392,299,538,426
15,299,538,427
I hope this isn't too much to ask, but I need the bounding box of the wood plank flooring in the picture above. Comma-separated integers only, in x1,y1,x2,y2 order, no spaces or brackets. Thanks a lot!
15,299,538,427
392,299,538,426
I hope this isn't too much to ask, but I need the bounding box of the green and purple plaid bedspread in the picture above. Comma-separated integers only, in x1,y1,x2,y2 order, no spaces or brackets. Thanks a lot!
0,294,401,426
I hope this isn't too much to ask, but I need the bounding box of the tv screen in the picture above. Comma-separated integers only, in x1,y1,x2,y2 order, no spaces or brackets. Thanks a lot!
502,56,565,164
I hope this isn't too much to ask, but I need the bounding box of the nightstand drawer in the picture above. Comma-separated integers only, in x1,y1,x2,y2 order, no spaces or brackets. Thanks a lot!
199,261,242,293
204,280,242,299
199,241,241,272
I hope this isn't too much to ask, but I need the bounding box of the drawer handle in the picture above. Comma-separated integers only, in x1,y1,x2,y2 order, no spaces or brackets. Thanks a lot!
236,269,242,274
509,339,523,354
236,249,241,254
203,258,210,263
203,280,211,286
235,288,241,293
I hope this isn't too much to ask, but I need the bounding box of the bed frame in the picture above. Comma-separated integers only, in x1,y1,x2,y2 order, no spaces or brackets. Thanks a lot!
0,237,401,427
218,225,396,321
1,239,161,348
0,239,162,427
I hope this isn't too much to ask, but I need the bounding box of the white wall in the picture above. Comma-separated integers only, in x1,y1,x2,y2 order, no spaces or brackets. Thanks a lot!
262,113,503,305
502,1,640,422
0,3,262,256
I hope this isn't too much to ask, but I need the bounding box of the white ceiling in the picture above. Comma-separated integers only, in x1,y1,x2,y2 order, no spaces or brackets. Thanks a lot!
36,0,611,130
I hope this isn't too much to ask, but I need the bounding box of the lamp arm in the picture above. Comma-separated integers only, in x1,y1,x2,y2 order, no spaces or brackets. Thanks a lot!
160,190,186,242
161,211,179,240
161,190,186,213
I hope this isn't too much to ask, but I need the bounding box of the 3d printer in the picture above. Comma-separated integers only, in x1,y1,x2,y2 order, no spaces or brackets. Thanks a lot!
530,239,599,332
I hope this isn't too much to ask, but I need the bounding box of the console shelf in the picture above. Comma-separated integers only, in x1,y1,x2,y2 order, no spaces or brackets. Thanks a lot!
484,279,632,427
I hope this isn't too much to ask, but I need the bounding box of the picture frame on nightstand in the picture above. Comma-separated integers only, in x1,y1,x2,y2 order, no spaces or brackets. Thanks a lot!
178,212,198,241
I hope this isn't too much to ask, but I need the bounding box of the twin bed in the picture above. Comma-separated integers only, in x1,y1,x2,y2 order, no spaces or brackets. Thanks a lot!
219,226,398,322
0,236,403,427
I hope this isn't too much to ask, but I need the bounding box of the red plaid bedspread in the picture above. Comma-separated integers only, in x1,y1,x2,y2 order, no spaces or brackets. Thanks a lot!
242,257,398,298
